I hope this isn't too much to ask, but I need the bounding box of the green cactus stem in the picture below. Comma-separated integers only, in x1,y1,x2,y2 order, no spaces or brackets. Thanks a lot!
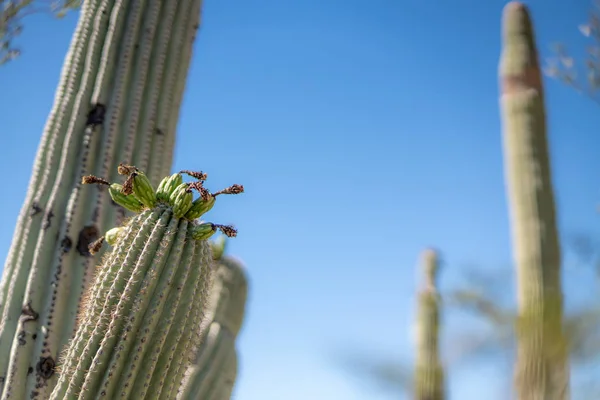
180,238,248,399
0,0,203,398
499,2,569,399
413,249,444,400
48,165,242,400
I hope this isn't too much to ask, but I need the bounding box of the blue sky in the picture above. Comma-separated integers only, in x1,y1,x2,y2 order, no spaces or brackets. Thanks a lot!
1,0,600,399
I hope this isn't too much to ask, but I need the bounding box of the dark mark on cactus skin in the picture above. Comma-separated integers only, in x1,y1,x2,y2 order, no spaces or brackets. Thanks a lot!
42,210,54,230
61,236,73,253
27,367,33,376
30,202,42,217
36,357,55,380
76,226,99,256
17,331,26,346
155,128,164,135
21,302,39,323
86,104,106,127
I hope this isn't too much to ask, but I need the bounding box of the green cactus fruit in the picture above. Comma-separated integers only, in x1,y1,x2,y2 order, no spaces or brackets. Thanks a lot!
105,227,125,246
107,183,145,212
170,183,194,219
499,3,568,399
180,238,248,399
413,249,444,400
122,168,157,209
157,173,183,203
185,184,244,220
0,0,204,398
49,166,241,400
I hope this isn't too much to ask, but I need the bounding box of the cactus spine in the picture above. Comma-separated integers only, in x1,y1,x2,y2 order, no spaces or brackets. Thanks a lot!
49,166,242,399
499,3,569,399
0,0,203,398
413,249,444,400
180,238,248,400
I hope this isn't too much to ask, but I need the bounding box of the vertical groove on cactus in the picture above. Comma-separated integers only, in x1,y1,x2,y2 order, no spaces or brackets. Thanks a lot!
0,1,205,398
50,166,241,399
499,3,569,399
414,249,444,400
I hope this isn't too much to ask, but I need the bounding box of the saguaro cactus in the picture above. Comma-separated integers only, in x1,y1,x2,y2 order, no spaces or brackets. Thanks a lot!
180,238,248,400
499,2,569,399
49,165,242,400
0,0,203,398
413,249,444,400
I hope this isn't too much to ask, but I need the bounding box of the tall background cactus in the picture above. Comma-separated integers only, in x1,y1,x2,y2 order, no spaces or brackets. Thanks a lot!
413,249,444,400
499,2,569,399
180,238,248,400
0,0,203,398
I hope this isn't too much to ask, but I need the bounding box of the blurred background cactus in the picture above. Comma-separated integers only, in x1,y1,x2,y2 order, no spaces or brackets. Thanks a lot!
180,237,248,400
413,249,444,400
499,2,569,398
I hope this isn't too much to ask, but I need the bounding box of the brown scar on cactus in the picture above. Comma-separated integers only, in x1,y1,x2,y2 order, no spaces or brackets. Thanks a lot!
85,104,107,126
20,303,39,323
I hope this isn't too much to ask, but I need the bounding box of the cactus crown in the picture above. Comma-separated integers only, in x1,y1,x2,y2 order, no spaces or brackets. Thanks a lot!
82,163,244,254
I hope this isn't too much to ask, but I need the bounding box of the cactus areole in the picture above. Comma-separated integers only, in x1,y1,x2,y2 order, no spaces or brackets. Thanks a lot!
44,165,243,400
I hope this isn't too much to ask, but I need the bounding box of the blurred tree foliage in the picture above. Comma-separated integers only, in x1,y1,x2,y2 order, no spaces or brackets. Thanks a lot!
0,0,80,64
545,0,600,105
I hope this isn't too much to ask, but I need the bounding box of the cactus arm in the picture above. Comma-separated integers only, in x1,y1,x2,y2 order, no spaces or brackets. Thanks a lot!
59,0,132,359
499,3,569,399
147,240,212,399
0,0,99,388
49,165,241,399
130,230,198,399
151,0,202,180
91,215,183,399
132,0,182,174
414,249,444,400
165,259,214,400
50,210,164,400
76,210,172,399
114,0,159,174
1,1,119,398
